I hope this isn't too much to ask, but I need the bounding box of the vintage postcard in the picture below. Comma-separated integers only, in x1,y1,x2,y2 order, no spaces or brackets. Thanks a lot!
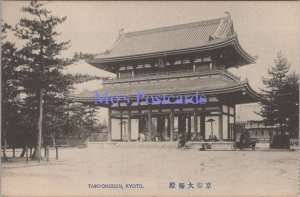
1,1,299,197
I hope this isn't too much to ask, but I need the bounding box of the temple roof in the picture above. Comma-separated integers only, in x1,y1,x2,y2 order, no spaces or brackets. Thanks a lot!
88,15,255,66
72,71,260,105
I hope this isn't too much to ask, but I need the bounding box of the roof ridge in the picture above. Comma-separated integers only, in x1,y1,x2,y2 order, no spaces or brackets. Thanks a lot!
124,17,227,37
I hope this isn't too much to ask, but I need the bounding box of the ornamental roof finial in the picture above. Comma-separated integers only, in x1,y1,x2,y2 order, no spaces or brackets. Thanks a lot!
119,28,124,37
224,11,231,19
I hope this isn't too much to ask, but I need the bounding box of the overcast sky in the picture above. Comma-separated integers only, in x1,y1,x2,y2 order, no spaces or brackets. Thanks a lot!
3,1,300,92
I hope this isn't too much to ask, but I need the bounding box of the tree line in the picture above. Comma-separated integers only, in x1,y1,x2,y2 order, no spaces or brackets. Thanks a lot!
1,1,106,161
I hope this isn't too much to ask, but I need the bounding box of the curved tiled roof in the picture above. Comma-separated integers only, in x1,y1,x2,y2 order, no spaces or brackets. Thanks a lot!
72,71,260,104
94,17,233,60
89,15,255,67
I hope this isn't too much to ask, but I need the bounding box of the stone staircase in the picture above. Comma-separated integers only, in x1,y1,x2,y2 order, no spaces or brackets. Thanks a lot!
87,141,235,150
87,141,178,149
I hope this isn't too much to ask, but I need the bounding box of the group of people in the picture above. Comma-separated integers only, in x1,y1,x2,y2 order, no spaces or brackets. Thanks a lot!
208,135,218,142
136,132,219,144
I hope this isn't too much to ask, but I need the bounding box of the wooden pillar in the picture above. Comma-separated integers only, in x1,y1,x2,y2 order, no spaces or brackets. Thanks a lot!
120,111,123,140
164,115,168,140
182,115,186,134
26,147,28,164
138,117,142,134
188,115,191,132
178,115,185,135
233,106,236,140
234,106,236,124
200,115,205,139
157,116,162,134
219,109,223,140
167,116,170,137
127,110,131,141
148,109,152,141
157,116,165,140
169,109,174,141
187,115,191,140
107,107,112,141
193,111,198,138
228,106,230,140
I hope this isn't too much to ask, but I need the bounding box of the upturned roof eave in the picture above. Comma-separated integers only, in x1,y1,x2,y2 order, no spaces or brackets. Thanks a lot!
232,37,257,65
71,81,260,104
244,82,262,102
86,35,255,66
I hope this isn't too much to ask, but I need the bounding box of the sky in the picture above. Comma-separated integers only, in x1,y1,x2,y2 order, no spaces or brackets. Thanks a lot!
2,1,300,93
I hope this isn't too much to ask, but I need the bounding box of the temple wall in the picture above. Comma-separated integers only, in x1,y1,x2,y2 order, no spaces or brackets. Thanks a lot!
223,115,229,139
111,119,121,140
131,119,139,140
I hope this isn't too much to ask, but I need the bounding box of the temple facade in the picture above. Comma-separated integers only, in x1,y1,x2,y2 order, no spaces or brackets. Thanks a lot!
73,14,260,142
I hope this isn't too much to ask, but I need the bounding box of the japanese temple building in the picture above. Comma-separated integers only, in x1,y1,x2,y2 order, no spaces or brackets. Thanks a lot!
73,14,260,142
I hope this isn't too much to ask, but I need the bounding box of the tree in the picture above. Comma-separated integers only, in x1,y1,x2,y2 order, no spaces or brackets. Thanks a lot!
258,52,299,136
14,1,76,160
83,105,99,135
2,1,105,160
1,21,22,160
283,72,299,137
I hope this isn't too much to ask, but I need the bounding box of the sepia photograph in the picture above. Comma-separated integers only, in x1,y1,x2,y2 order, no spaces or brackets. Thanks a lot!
1,1,299,196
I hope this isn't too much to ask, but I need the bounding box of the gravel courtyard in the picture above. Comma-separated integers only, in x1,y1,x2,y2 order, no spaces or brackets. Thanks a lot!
2,146,298,197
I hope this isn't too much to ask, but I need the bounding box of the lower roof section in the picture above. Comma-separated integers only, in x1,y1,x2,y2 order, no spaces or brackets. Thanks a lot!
72,72,260,106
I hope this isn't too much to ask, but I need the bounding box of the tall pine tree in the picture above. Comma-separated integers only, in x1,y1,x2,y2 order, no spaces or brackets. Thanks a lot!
14,1,76,160
1,21,22,160
283,72,299,137
259,52,299,136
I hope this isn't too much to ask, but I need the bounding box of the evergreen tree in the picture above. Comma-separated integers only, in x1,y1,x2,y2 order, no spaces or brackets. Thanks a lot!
13,1,76,160
283,72,299,137
2,2,105,160
259,52,299,136
83,105,99,134
1,21,22,160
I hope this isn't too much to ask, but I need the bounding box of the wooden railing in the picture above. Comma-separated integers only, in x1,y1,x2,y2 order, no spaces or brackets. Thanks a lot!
104,68,238,85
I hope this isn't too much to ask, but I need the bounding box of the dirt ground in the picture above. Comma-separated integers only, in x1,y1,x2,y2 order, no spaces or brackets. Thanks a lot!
1,146,298,197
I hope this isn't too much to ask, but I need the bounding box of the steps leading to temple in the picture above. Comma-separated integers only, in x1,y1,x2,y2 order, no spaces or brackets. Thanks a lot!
87,141,235,150
87,141,178,149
